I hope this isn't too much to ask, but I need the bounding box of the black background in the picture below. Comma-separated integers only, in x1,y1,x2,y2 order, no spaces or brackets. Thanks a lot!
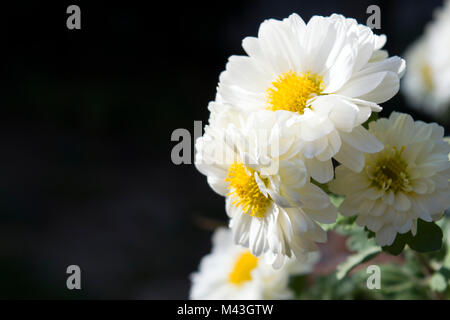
1,0,448,299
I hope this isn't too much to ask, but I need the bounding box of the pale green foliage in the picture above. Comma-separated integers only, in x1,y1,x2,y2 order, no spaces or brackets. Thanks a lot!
429,272,447,292
336,246,381,280
290,188,450,299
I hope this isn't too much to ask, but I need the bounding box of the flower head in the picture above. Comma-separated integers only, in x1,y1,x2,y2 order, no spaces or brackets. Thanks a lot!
189,228,318,299
195,103,336,268
217,13,405,182
403,0,450,120
329,112,450,246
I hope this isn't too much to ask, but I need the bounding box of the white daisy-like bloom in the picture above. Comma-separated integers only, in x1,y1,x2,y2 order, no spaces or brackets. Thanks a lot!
217,13,405,183
195,102,336,268
190,228,318,300
329,112,450,246
403,0,450,120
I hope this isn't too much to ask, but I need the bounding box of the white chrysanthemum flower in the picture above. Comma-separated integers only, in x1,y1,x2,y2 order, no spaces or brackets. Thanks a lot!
403,0,450,120
217,13,405,183
195,103,336,268
190,228,318,300
329,112,450,246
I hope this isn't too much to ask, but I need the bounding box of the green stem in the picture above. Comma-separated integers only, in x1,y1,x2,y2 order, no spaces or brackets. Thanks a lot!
413,251,443,300
413,251,435,276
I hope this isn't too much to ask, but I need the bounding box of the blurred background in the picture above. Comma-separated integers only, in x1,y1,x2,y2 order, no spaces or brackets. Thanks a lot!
1,0,449,299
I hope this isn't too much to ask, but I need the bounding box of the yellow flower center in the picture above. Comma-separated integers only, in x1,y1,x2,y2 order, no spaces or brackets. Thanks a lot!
225,162,271,218
422,63,434,90
267,71,324,114
370,146,411,193
228,251,259,285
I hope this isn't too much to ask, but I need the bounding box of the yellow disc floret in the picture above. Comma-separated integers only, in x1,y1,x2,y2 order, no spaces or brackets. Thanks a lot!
421,63,434,90
369,146,411,193
228,251,259,285
225,162,271,218
267,71,324,114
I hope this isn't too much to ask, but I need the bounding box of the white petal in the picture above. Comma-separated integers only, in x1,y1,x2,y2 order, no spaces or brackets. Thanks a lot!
303,204,338,224
364,187,384,200
338,71,390,98
370,200,387,217
306,158,334,183
376,225,397,246
249,217,266,256
393,192,411,211
340,125,383,153
328,98,359,132
324,43,357,92
357,71,400,103
366,217,383,232
382,190,395,205
302,136,329,158
333,141,365,172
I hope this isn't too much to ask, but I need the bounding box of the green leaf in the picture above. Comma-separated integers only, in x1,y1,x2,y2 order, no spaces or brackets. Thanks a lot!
364,227,375,239
336,246,382,280
288,275,308,297
298,268,381,299
439,267,450,281
429,272,447,292
437,217,450,267
382,220,443,255
408,220,443,253
346,229,378,252
383,233,407,256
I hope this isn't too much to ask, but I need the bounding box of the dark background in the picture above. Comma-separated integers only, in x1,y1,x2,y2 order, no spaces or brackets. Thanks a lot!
1,0,448,299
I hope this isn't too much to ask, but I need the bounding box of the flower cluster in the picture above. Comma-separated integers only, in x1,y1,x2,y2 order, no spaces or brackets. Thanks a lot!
191,12,450,299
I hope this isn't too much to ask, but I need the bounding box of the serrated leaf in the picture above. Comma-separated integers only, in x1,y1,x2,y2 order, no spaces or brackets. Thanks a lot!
336,246,381,280
347,230,377,252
